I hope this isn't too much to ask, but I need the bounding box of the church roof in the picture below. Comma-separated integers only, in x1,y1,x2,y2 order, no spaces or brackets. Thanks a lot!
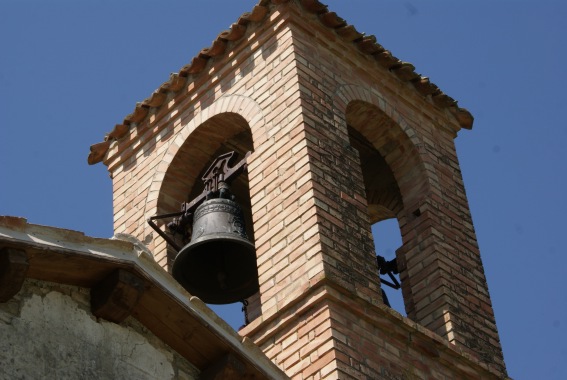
88,0,474,165
0,216,288,379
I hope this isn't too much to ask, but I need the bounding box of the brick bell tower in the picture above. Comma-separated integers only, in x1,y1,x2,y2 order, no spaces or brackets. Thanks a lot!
89,1,507,379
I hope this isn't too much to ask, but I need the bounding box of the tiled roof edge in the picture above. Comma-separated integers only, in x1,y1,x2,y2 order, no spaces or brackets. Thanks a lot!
88,0,473,166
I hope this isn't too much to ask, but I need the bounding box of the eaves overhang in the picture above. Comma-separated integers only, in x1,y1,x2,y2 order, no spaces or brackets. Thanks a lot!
88,0,473,165
0,216,288,380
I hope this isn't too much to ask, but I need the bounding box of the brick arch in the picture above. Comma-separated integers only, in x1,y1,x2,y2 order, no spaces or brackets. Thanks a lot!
334,84,437,319
142,95,264,260
333,84,431,219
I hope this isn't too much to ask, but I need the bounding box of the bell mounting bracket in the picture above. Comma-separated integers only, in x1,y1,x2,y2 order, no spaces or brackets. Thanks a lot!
147,151,251,252
376,255,400,290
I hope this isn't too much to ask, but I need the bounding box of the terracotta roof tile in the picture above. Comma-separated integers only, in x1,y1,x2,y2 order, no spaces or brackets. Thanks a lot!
391,62,419,82
88,0,473,165
88,140,111,165
413,77,439,96
320,11,346,28
336,24,364,41
219,23,247,41
357,35,385,55
300,0,327,13
107,124,129,140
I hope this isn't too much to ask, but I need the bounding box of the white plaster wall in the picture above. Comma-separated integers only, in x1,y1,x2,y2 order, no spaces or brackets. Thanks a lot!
0,279,198,380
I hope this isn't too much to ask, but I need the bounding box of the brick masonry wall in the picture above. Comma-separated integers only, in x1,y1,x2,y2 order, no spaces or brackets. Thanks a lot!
245,283,501,379
282,6,505,373
284,6,506,376
103,1,506,378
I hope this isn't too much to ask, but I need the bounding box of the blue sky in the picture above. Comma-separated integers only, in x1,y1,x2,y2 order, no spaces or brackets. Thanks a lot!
1,1,565,378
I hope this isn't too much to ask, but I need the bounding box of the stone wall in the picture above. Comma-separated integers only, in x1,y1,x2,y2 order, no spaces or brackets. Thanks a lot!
0,279,198,380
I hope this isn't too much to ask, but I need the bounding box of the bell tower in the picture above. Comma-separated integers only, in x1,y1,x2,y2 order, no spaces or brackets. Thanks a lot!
89,1,507,378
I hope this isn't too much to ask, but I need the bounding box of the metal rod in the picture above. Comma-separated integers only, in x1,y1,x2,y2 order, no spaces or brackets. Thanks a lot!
241,299,250,327
376,254,401,290
147,212,185,252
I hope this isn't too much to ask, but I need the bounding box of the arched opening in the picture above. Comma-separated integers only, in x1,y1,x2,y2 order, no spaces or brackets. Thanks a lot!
156,111,257,328
347,123,405,315
372,219,404,313
345,100,425,316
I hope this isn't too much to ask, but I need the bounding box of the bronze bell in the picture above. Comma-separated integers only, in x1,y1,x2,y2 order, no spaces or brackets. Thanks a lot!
172,194,258,304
